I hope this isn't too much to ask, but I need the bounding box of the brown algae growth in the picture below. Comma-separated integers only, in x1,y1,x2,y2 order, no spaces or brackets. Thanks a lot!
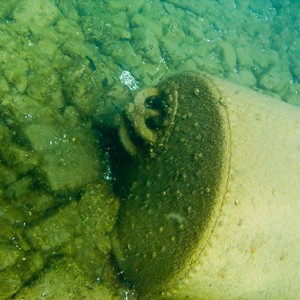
112,72,230,296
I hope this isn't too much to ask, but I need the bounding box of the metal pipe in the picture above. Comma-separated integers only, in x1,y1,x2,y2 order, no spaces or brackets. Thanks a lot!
112,72,300,299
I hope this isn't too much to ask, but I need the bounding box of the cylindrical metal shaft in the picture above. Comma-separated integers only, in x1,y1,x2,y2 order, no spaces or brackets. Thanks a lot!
113,73,300,299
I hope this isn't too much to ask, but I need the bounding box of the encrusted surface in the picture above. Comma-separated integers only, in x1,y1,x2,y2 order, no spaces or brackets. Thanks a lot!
112,72,230,296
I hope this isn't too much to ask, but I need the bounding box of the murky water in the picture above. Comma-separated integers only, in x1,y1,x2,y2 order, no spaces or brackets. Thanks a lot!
0,0,299,299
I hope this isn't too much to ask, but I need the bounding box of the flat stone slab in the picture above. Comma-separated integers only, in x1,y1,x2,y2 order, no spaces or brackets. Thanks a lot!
25,123,101,193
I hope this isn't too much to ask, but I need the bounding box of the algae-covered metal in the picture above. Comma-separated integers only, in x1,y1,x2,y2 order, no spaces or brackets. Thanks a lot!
112,72,230,295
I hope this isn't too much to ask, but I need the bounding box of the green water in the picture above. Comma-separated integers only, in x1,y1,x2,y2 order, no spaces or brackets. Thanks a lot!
0,0,299,299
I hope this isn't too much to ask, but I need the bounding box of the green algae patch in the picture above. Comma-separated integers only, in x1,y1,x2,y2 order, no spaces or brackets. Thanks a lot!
0,1,124,297
0,181,122,299
25,123,100,193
